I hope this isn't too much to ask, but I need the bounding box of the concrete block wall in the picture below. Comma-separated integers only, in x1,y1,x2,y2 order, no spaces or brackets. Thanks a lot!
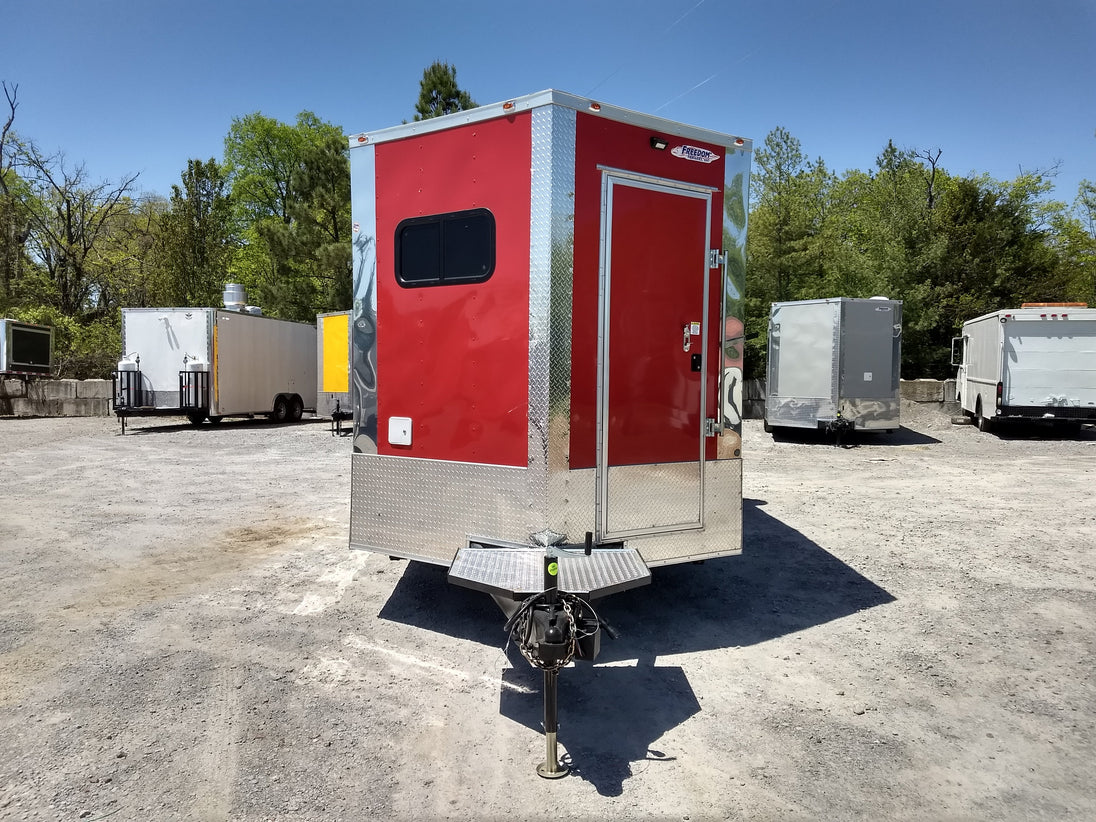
0,378,111,417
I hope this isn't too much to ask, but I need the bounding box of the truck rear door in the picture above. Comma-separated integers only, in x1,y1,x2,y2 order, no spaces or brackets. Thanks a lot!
1003,318,1096,409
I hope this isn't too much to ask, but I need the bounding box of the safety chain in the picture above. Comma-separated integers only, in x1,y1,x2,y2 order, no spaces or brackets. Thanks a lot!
509,592,585,672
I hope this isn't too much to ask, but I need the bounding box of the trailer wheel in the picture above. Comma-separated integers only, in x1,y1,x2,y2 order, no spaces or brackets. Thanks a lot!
289,395,304,423
207,416,223,425
187,411,207,426
272,396,290,423
1056,420,1082,438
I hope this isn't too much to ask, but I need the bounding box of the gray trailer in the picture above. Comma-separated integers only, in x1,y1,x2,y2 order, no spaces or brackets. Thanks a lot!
0,319,53,378
952,304,1096,434
765,297,902,434
113,286,317,432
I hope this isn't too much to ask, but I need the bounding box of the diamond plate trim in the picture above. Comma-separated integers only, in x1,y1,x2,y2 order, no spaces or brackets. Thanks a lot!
350,454,542,565
448,547,650,599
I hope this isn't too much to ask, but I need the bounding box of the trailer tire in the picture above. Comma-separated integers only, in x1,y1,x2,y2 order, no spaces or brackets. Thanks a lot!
207,416,223,425
1056,420,1082,438
272,396,290,424
289,395,304,423
762,419,773,434
187,411,207,426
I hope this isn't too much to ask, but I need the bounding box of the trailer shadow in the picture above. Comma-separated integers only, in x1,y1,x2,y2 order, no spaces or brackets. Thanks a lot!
981,421,1096,441
118,416,330,435
378,499,894,796
768,425,940,447
595,498,895,660
377,561,502,647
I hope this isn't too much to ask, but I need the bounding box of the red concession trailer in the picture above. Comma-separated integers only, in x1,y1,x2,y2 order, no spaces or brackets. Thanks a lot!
348,90,751,775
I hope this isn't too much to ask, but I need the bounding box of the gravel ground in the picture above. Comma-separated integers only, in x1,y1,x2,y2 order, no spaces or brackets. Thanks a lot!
0,404,1094,821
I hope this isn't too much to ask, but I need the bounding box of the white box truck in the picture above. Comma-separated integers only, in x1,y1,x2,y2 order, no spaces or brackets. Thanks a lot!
952,304,1096,434
765,297,902,434
113,286,317,433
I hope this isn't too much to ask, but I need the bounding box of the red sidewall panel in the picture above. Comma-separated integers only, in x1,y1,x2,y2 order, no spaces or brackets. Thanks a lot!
375,115,532,466
571,115,727,469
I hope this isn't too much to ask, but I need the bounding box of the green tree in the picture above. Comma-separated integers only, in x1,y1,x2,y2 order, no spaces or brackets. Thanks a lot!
749,126,809,303
158,158,236,307
743,127,1085,378
745,127,822,375
11,138,139,320
223,111,346,317
224,113,303,225
259,133,352,319
413,61,476,121
1076,179,1096,240
0,81,29,311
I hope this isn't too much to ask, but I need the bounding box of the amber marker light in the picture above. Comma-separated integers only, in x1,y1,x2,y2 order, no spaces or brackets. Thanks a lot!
502,100,515,111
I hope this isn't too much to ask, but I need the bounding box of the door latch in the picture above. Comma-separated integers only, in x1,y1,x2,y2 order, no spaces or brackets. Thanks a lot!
682,324,692,352
705,418,722,437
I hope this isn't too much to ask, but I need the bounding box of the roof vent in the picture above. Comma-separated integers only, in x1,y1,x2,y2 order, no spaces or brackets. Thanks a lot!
222,283,246,311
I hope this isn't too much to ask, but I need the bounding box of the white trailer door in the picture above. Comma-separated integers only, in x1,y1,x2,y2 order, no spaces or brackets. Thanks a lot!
122,309,212,407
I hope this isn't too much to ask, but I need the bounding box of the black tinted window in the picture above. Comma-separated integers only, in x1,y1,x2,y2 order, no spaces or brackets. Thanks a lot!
396,209,495,287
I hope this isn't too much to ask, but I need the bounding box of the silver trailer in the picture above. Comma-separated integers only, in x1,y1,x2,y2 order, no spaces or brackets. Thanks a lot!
316,310,352,434
952,304,1096,433
765,297,902,434
113,286,317,432
0,319,53,378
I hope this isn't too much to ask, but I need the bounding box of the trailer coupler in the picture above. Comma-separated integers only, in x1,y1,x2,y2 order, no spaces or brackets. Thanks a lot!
819,414,856,446
448,542,649,778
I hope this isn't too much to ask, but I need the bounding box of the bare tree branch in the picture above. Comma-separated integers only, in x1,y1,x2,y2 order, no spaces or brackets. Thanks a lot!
915,148,943,210
1,81,18,196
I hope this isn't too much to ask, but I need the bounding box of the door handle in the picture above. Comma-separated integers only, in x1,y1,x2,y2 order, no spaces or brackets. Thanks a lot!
682,324,692,353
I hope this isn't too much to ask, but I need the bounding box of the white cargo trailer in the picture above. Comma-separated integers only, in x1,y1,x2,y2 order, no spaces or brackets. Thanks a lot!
765,297,902,434
0,319,53,378
113,290,317,432
952,304,1096,434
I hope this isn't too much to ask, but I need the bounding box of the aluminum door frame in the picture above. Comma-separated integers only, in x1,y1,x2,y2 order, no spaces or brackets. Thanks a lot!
595,167,717,542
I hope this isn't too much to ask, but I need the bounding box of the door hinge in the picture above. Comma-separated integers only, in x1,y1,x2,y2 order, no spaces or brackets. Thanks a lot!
705,417,722,437
708,249,726,269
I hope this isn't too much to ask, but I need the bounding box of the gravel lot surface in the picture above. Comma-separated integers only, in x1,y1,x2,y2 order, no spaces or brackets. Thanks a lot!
1,405,1094,821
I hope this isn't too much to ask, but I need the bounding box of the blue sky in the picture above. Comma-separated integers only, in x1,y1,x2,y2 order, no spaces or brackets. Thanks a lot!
5,0,1094,206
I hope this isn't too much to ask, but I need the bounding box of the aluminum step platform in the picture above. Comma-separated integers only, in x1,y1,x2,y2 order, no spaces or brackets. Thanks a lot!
448,546,651,600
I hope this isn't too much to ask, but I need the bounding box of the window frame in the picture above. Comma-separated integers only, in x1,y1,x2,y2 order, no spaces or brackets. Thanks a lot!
394,207,496,288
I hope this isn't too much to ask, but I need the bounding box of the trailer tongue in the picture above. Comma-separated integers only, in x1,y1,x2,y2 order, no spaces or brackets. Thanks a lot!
348,89,752,775
449,542,650,776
